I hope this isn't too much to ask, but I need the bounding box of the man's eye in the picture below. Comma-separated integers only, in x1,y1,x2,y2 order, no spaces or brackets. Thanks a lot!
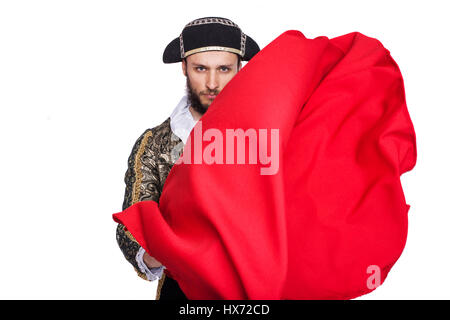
196,67,205,71
220,67,230,72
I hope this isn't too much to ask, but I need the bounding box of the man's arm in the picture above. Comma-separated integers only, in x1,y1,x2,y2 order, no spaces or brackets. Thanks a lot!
115,128,164,281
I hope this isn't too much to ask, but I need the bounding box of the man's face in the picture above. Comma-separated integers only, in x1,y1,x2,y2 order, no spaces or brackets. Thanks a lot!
182,51,241,115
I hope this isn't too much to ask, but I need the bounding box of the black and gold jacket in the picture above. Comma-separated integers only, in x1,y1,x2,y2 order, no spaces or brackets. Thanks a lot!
116,117,184,299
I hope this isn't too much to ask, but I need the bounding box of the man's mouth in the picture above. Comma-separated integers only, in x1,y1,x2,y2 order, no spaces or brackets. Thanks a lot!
204,93,218,99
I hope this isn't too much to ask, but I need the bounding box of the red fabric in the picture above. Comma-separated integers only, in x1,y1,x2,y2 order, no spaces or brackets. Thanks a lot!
113,30,417,299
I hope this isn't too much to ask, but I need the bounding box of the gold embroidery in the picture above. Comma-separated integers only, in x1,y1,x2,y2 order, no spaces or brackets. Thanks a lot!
184,46,242,58
132,130,154,205
184,17,240,29
156,273,166,300
134,267,148,281
125,230,136,242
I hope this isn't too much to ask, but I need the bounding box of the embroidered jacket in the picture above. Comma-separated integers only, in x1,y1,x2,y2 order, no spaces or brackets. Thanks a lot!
116,117,184,299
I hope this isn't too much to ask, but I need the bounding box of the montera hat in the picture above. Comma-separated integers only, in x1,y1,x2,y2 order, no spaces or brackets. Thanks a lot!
163,17,260,63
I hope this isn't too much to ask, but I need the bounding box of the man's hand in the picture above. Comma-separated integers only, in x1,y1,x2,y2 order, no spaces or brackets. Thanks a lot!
143,252,163,269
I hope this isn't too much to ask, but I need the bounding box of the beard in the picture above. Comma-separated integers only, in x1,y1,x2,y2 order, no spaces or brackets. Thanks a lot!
186,75,219,116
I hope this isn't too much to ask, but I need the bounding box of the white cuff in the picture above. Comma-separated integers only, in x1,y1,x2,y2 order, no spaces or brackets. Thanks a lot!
136,247,165,281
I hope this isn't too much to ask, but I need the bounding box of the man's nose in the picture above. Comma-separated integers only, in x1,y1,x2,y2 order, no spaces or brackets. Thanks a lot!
206,72,219,91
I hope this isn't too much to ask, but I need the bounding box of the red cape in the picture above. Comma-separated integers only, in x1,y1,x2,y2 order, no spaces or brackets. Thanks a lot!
113,30,417,299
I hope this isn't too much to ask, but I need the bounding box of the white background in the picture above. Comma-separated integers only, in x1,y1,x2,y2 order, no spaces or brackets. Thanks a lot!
0,0,448,299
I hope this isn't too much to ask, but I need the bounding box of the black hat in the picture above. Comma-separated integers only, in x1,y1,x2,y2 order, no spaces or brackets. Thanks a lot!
163,17,260,63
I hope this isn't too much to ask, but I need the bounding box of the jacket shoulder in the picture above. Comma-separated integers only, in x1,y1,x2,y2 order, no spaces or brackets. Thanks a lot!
129,117,172,153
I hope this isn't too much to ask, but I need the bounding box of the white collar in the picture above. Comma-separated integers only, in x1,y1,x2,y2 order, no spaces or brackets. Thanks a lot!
170,95,198,144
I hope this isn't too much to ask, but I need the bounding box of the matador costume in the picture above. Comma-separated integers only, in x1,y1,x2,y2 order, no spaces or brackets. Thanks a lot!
116,114,186,299
115,16,260,300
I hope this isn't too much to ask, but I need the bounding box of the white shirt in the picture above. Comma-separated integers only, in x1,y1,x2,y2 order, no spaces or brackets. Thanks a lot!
169,94,198,144
135,95,197,281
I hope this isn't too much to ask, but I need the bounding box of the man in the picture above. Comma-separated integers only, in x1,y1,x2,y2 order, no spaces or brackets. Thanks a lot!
115,16,260,300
